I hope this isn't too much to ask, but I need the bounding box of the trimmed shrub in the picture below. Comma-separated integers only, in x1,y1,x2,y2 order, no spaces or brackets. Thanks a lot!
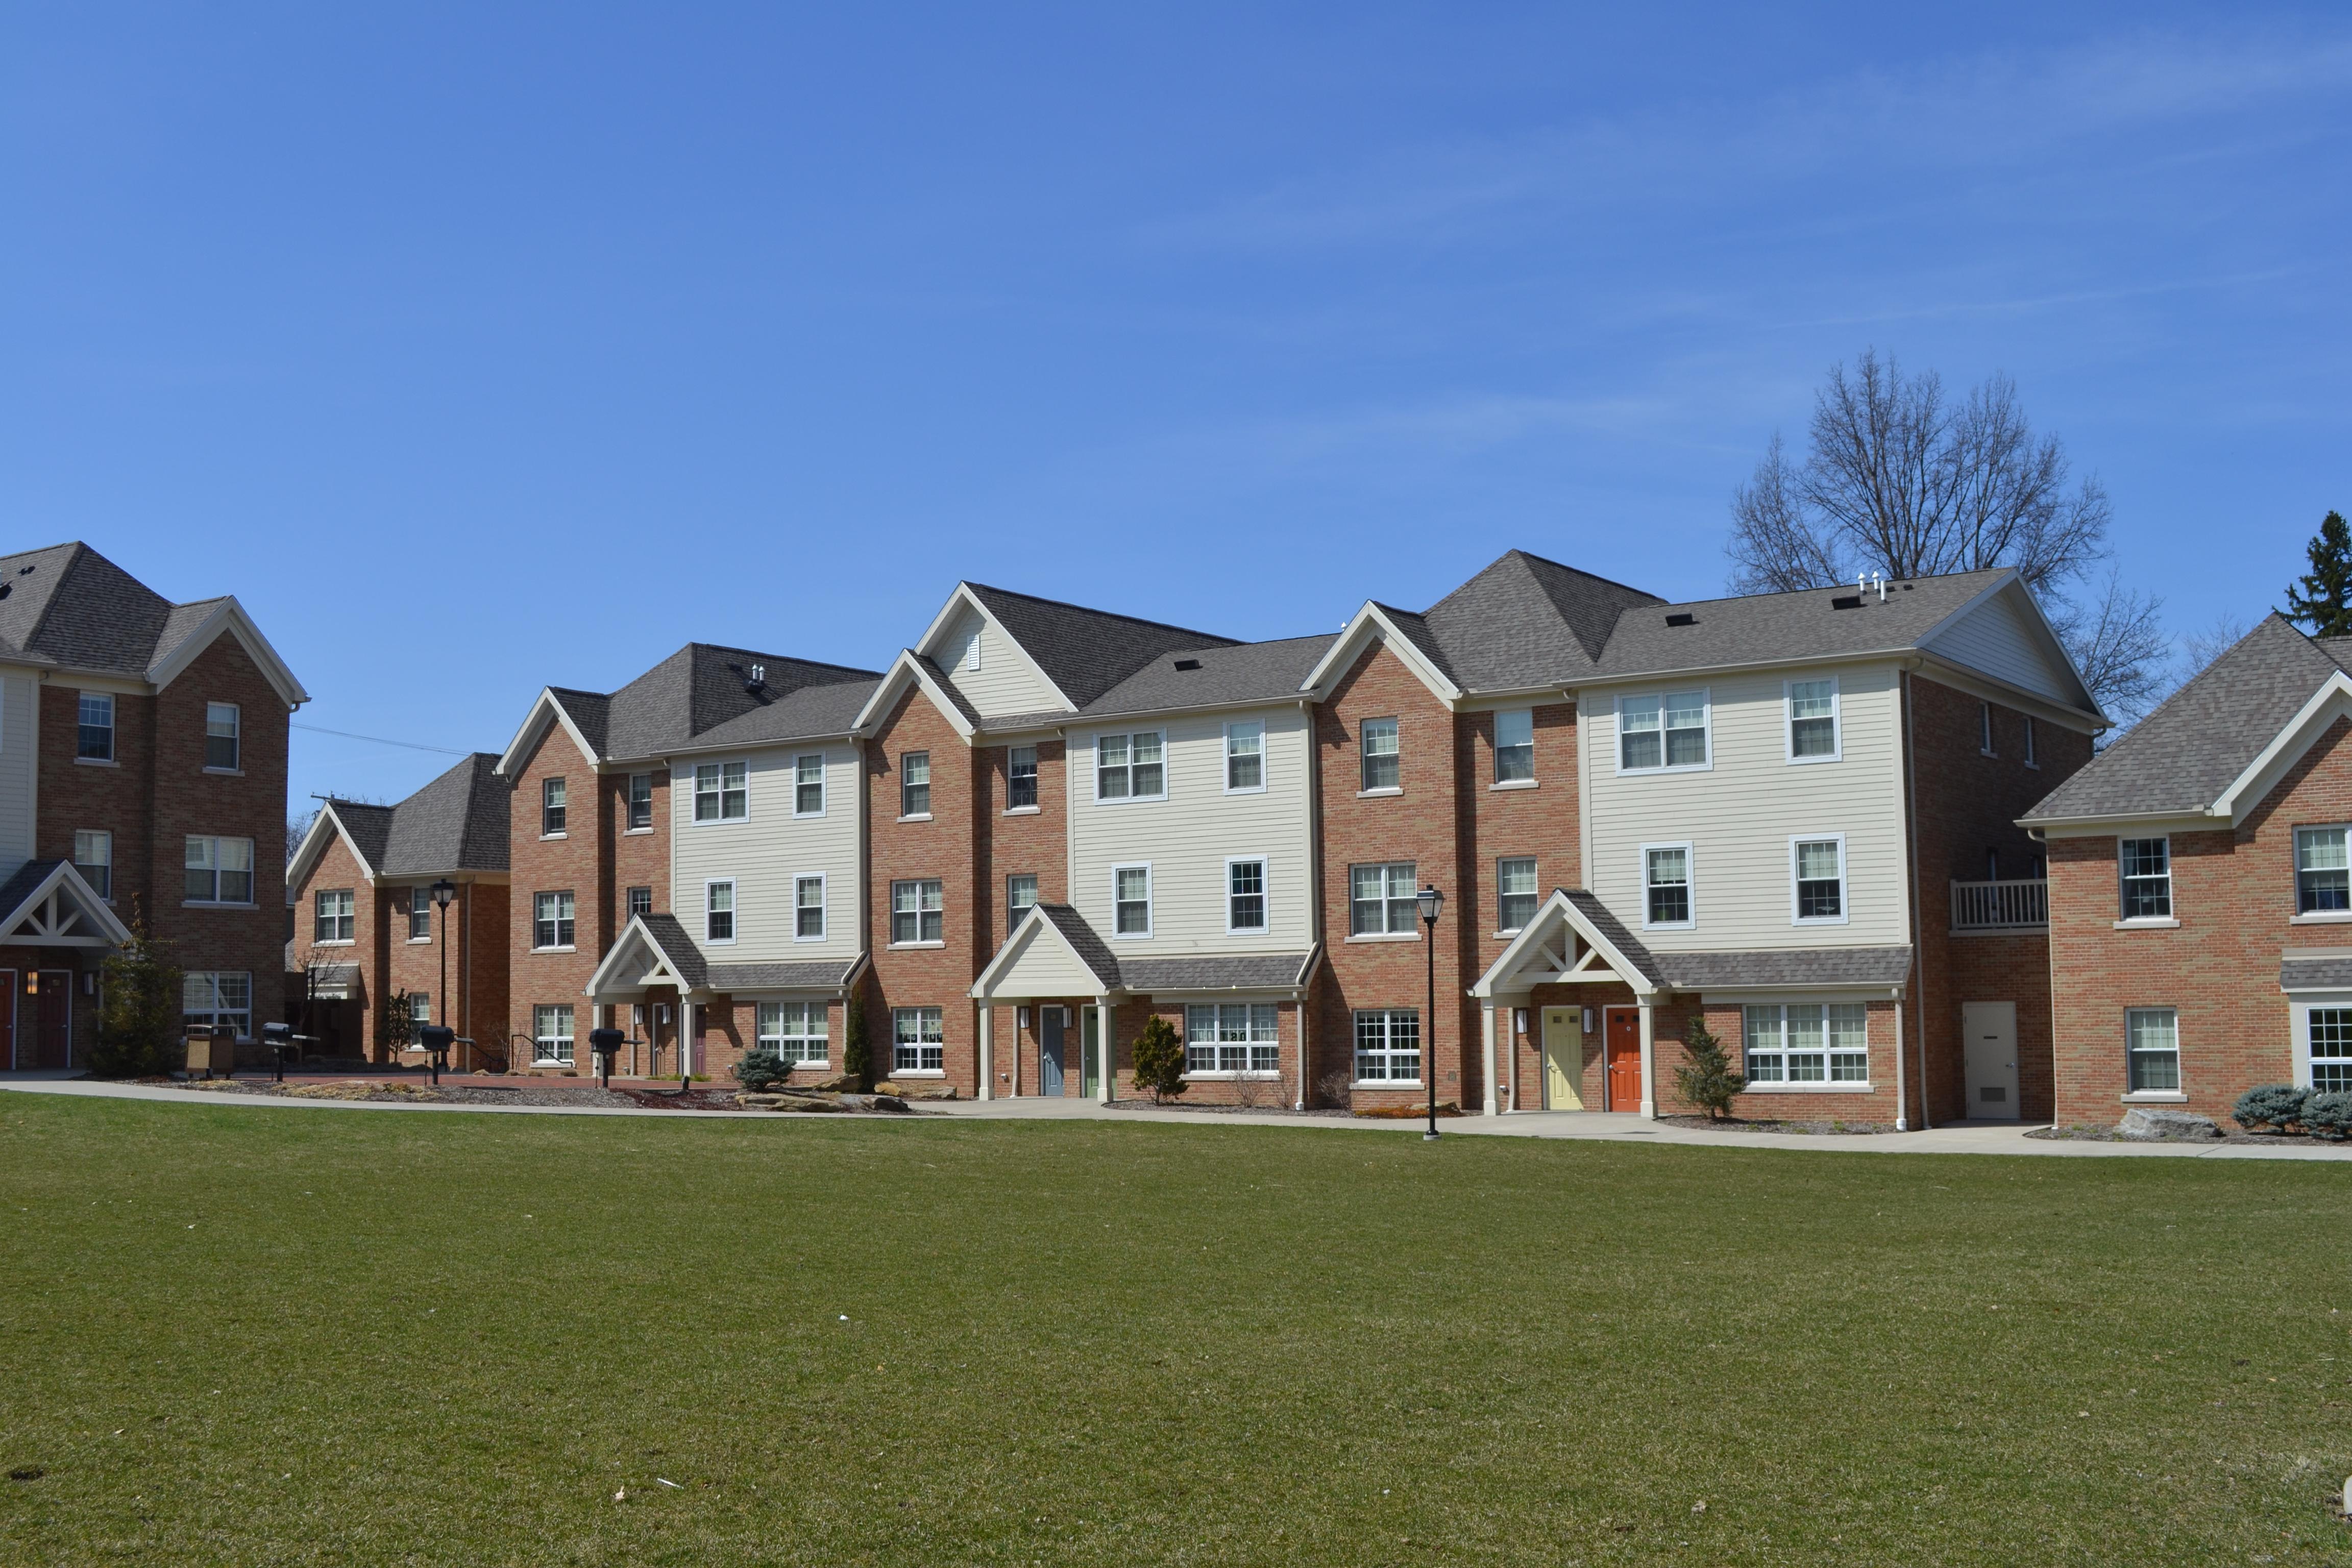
2303,1090,2352,1142
841,994,872,1090
1671,1018,1745,1120
2232,1083,2308,1132
1132,1015,1187,1103
734,1048,791,1093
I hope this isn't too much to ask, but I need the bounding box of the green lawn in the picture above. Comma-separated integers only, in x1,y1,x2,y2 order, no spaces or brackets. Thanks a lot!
2,1097,2348,1566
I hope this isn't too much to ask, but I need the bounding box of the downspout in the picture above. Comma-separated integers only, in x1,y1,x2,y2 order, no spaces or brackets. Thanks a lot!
1902,668,1930,1131
1298,697,1318,1110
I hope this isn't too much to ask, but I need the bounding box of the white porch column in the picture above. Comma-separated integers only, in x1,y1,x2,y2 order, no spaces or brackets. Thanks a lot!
977,1002,994,1101
1637,998,1657,1120
1097,996,1114,1105
1480,1001,1498,1116
1507,1002,1520,1113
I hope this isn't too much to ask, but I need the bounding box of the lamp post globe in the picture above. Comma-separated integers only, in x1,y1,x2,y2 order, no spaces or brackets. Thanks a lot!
1416,885,1443,1141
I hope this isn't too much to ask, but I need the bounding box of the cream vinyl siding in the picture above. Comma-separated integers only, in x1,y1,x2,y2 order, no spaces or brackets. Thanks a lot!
669,745,862,963
0,670,30,878
937,605,1065,719
1920,586,2078,705
1069,706,1312,952
987,925,1109,997
1586,664,1905,951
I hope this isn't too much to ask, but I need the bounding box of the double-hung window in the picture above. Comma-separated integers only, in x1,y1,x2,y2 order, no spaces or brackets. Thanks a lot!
183,972,253,1038
1979,703,1996,755
2308,1009,2352,1092
1227,859,1267,932
541,777,567,835
627,886,652,919
1350,862,1417,936
409,886,433,940
705,880,736,943
1787,679,1838,761
893,1007,945,1073
1113,865,1152,936
533,1004,575,1065
1619,691,1708,771
205,703,240,770
1792,838,1845,922
1493,709,1534,782
409,993,431,1027
77,693,113,761
695,762,748,822
1645,845,1692,926
1096,732,1164,800
899,752,930,817
626,773,653,830
73,830,111,899
760,1001,829,1065
794,755,825,816
2296,827,2348,913
1353,1009,1419,1083
1743,1002,1869,1084
315,888,354,943
185,837,254,903
1360,718,1400,791
795,875,825,939
534,891,576,949
891,879,943,944
2126,1008,2179,1093
1007,746,1038,809
2120,837,2173,919
1186,1003,1279,1075
1497,857,1537,933
1225,722,1264,792
1007,873,1039,929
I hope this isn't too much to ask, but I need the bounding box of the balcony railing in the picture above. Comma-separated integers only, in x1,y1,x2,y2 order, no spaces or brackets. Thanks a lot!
1950,878,2048,932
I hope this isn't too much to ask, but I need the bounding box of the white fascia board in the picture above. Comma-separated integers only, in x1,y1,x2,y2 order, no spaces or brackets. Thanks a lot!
582,915,695,999
1911,572,2106,725
1904,654,2107,732
849,651,976,742
2026,813,2223,839
288,802,380,888
913,583,1079,715
1470,890,1660,999
146,597,312,708
494,689,602,777
2212,672,2352,821
0,860,136,947
1298,604,1462,706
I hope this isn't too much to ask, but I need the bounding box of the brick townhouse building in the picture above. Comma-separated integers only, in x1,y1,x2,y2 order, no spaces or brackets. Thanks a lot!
0,542,305,1067
285,753,509,1065
2022,614,2352,1123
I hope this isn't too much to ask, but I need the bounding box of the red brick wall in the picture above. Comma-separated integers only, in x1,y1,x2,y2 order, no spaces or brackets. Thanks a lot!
1462,700,1580,1110
381,880,511,1070
508,724,602,1071
863,689,979,1097
2047,714,2352,1123
976,739,1065,954
288,831,378,1056
695,996,846,1087
611,767,671,926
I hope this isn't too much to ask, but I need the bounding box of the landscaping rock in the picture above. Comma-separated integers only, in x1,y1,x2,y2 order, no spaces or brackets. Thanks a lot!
737,1091,845,1113
735,1093,790,1108
2118,1107,2222,1141
811,1072,862,1093
843,1094,911,1114
877,1081,957,1100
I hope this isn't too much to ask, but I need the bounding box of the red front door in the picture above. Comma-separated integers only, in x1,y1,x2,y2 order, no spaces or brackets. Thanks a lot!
1604,1008,1642,1111
0,972,14,1068
33,971,71,1069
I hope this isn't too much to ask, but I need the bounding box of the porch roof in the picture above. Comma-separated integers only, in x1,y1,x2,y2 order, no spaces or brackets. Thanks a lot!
0,860,131,950
1472,889,1913,1000
972,904,1316,1000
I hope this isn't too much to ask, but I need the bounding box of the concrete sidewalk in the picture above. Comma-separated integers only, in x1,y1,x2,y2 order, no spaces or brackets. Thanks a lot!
5,1072,2346,1159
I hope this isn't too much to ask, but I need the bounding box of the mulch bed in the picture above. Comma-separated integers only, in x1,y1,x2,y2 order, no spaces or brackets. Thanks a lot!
2025,1124,2346,1147
1104,1098,1352,1118
173,1080,640,1109
1656,1113,1897,1136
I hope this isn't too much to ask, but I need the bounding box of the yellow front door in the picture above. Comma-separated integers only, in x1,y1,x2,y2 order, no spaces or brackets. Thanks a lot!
1542,1007,1582,1110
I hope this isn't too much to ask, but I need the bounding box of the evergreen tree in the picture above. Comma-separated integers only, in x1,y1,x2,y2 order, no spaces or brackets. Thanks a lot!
1671,1018,1746,1121
841,993,871,1089
1131,1015,1187,1103
89,920,185,1079
2284,510,2352,636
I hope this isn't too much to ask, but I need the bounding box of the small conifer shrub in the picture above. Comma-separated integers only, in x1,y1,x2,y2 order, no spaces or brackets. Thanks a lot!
1132,1015,1187,1103
1671,1018,1745,1120
2231,1083,2308,1132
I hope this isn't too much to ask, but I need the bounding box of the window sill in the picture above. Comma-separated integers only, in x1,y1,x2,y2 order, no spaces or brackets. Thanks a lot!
1351,1080,1422,1090
2290,912,2352,924
1642,922,1695,934
1787,754,1842,766
183,900,258,910
1002,804,1041,816
1793,918,1851,928
1744,1082,1875,1094
889,940,945,950
533,1058,575,1069
1615,763,1713,777
2113,918,2180,930
75,756,118,768
689,819,749,828
1488,778,1538,792
203,767,244,777
1225,927,1270,938
791,812,828,821
1357,787,1403,799
898,813,934,823
532,946,578,955
704,940,737,948
1345,932,1419,943
2121,1091,2188,1104
623,827,653,836
891,1068,946,1079
405,937,433,945
311,939,354,948
1184,1071,1282,1081
792,935,829,944
1979,750,1997,758
540,832,568,841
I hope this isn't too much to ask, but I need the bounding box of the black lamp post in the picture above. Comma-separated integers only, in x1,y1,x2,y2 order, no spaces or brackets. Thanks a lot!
1416,884,1443,1142
431,878,457,1072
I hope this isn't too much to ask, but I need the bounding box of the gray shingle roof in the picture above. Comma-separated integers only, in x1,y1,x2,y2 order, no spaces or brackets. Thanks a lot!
1035,904,1125,990
964,583,1237,710
2022,616,2343,824
1074,635,1334,722
321,754,508,878
325,802,394,873
547,645,881,764
2279,956,2352,992
0,860,64,925
1117,952,1318,992
1589,570,2018,683
1657,946,1915,990
638,914,708,990
1417,551,1663,690
705,958,865,992
1563,890,1668,987
0,542,254,682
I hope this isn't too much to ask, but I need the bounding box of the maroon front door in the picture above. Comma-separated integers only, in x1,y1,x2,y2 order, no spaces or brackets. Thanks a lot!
1604,1008,1642,1111
0,972,14,1068
33,971,72,1069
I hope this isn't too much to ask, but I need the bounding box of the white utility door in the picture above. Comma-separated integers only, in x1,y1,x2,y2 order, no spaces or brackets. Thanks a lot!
1962,1001,2019,1119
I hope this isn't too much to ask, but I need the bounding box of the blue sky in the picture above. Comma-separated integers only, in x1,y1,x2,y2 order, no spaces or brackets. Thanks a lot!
5,5,2348,808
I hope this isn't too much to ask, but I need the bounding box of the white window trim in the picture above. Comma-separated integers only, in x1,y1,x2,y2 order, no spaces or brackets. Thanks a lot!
1358,716,1402,794
2293,823,2352,919
691,759,752,827
1783,676,1842,766
2023,715,2039,770
1979,702,1996,757
1222,720,1267,796
793,753,827,818
532,891,577,953
1789,834,1850,927
622,772,655,836
888,878,945,949
1491,707,1536,787
1111,862,1154,940
1494,855,1538,936
2287,995,2352,1090
2123,1006,2183,1100
184,835,258,908
2118,834,2174,924
1639,840,1696,932
1224,855,1269,936
1091,729,1170,805
1738,999,1874,1090
704,878,738,947
1613,689,1713,776
1006,873,1040,932
793,872,827,943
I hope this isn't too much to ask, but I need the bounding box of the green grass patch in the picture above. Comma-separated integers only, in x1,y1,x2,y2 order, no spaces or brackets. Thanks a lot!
2,1095,2348,1565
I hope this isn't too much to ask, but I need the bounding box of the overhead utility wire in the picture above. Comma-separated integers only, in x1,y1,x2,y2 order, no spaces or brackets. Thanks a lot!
290,721,470,757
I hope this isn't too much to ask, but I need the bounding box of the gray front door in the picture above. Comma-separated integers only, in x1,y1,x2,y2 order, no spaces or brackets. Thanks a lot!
1039,1006,1064,1096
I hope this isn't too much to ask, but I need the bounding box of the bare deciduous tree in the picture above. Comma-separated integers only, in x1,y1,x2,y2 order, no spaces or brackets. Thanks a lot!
1729,350,2165,724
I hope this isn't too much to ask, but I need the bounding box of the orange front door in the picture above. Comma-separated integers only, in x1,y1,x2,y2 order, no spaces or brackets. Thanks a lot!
1604,1008,1641,1111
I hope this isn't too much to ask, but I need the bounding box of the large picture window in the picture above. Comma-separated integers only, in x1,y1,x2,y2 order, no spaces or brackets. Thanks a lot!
185,837,255,904
2120,837,2173,919
1743,1003,1868,1084
2296,827,2348,913
695,761,749,823
315,888,354,943
2126,1008,2179,1093
759,1001,829,1065
1096,732,1165,801
891,879,943,945
182,972,253,1038
533,1004,575,1065
533,890,576,949
2309,1008,2352,1092
1353,1009,1420,1083
1619,691,1707,771
1186,1003,1279,1075
1350,862,1417,936
1644,845,1691,927
893,1007,945,1073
